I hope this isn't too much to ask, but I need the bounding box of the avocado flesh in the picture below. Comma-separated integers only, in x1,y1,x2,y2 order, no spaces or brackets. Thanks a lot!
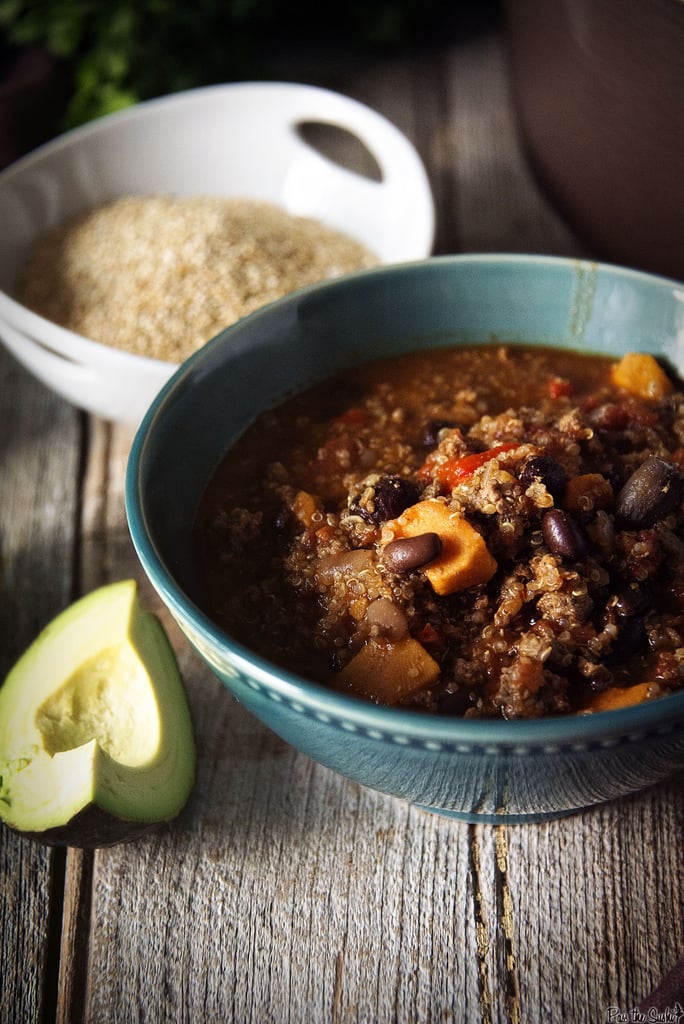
0,580,196,840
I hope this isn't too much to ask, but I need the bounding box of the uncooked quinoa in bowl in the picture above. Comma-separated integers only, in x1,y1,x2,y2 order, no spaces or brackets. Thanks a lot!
16,194,379,364
126,255,684,823
0,82,434,422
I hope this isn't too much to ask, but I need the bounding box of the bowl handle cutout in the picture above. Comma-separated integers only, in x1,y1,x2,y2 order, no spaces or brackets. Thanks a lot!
274,84,434,255
295,122,382,183
283,98,428,197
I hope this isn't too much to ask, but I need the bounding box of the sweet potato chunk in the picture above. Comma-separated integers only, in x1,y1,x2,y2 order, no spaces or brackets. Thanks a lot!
583,682,653,712
611,353,673,401
382,498,497,595
293,490,322,528
334,636,440,704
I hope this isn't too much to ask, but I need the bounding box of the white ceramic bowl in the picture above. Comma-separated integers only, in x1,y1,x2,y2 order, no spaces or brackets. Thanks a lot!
0,81,435,423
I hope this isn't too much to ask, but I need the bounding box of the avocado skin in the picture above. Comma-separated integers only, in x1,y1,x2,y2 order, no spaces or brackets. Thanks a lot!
2,804,168,848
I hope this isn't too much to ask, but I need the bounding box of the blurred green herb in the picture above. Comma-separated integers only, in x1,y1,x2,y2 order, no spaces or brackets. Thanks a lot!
0,0,449,128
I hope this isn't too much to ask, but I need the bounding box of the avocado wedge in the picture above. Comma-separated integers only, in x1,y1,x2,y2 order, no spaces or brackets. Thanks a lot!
0,580,196,846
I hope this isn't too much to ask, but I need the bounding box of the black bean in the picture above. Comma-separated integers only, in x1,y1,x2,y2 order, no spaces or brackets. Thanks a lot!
382,532,442,572
519,454,567,499
421,419,456,447
612,585,650,619
615,456,684,527
541,509,587,560
352,475,420,524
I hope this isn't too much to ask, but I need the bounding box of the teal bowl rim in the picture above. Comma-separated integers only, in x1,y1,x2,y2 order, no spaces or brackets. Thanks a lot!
126,252,684,752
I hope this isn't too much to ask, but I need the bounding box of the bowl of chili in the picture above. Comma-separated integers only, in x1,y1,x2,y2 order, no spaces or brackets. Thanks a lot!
126,254,684,823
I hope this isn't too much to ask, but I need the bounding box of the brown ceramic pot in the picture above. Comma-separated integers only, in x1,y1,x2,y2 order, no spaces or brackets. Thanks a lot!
505,0,684,281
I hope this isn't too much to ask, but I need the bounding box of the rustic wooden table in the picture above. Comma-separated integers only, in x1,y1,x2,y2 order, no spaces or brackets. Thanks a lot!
2,12,683,1024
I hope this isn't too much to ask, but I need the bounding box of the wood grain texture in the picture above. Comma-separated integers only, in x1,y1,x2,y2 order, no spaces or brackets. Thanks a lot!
3,15,684,1024
0,348,82,1024
504,779,684,1017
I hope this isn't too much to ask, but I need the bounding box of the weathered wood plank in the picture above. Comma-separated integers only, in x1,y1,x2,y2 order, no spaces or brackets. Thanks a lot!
0,346,82,1024
82,747,487,1021
0,354,82,676
57,847,94,1024
503,777,684,1019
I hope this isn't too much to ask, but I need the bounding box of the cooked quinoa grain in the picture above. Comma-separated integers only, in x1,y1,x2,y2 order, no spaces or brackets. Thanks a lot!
18,195,378,362
195,345,684,719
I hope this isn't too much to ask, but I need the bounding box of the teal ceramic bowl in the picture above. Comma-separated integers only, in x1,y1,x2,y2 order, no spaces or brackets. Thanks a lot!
126,255,684,823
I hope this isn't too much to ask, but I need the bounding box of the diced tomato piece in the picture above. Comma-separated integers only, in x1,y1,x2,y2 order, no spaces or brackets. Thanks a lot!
419,443,519,489
334,407,366,427
414,622,445,649
548,376,572,399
